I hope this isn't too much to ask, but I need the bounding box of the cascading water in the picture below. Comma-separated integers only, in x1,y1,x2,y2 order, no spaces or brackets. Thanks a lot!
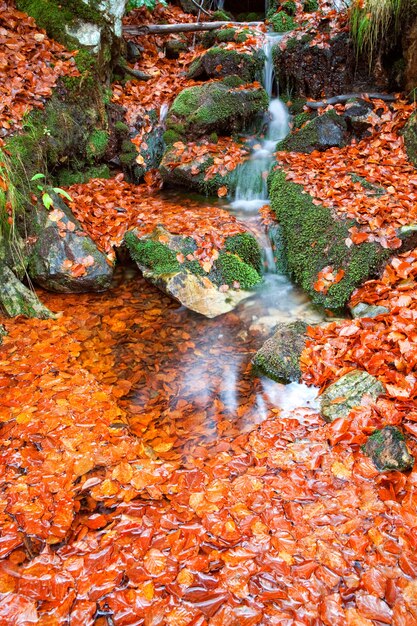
232,33,290,211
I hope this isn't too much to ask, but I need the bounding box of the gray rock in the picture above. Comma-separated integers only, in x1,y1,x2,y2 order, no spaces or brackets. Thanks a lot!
276,110,347,153
350,302,390,318
252,320,308,383
343,99,376,137
187,47,265,83
320,370,385,422
28,193,114,293
363,426,414,472
165,39,188,59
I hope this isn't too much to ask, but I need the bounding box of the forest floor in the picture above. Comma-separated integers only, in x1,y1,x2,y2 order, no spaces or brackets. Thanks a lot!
1,2,417,625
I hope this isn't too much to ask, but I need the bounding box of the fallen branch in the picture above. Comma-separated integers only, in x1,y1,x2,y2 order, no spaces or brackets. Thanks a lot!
123,20,263,36
305,93,397,109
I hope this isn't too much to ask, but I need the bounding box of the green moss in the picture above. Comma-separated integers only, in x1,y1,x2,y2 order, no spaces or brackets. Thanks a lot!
224,233,262,273
209,132,219,143
170,88,201,117
215,251,261,290
271,12,297,33
268,168,390,310
292,111,312,129
54,164,110,186
125,234,182,276
403,111,417,167
303,0,318,11
236,32,249,43
211,9,233,21
188,47,264,83
15,0,104,49
282,1,296,16
119,139,138,165
217,28,237,42
86,129,109,161
221,75,245,88
163,130,181,146
277,109,346,153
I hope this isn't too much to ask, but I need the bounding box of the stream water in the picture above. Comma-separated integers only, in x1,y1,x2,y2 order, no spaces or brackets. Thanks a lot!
117,33,324,461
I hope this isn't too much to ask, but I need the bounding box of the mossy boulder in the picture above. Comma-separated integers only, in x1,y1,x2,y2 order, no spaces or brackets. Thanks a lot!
403,111,417,167
277,110,348,153
166,78,269,140
270,11,297,33
27,193,114,293
159,143,235,195
0,266,52,319
268,168,393,310
187,47,265,83
252,320,308,383
320,370,385,422
363,426,414,472
125,227,262,317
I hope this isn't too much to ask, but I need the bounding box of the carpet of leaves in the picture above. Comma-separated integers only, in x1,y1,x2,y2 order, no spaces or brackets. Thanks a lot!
0,1,78,142
66,177,247,263
277,100,417,249
1,272,417,624
301,247,417,451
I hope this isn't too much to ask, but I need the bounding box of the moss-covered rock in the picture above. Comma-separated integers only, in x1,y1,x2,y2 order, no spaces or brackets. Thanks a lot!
363,426,414,472
320,370,385,422
403,111,417,167
252,320,308,383
0,266,52,319
166,78,268,140
125,227,261,317
277,110,348,153
165,38,188,59
187,47,265,83
268,168,392,310
160,144,235,195
28,193,114,293
270,11,297,33
54,164,111,187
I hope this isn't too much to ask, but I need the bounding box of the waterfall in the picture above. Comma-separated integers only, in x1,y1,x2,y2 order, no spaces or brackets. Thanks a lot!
232,33,290,212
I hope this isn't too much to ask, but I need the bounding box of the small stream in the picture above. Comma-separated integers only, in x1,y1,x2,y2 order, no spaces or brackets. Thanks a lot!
120,33,324,460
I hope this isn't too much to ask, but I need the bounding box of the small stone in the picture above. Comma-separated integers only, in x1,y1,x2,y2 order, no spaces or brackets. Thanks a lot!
252,321,308,383
363,426,414,472
320,370,385,422
350,302,390,319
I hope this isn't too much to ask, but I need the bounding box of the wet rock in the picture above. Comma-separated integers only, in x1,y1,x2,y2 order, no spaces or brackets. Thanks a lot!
277,110,348,153
165,38,187,59
28,193,114,293
320,370,385,422
268,168,393,310
403,111,417,167
343,99,377,137
187,47,265,83
125,227,262,318
0,265,52,319
363,426,414,472
160,144,233,195
252,320,308,383
273,32,384,100
165,77,268,140
350,302,390,319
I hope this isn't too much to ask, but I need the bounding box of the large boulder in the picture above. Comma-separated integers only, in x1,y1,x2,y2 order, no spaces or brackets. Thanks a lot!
363,426,414,472
320,370,385,422
187,47,265,83
277,110,348,153
125,227,263,318
165,77,268,141
252,320,308,383
268,169,391,310
28,193,114,293
273,32,379,100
